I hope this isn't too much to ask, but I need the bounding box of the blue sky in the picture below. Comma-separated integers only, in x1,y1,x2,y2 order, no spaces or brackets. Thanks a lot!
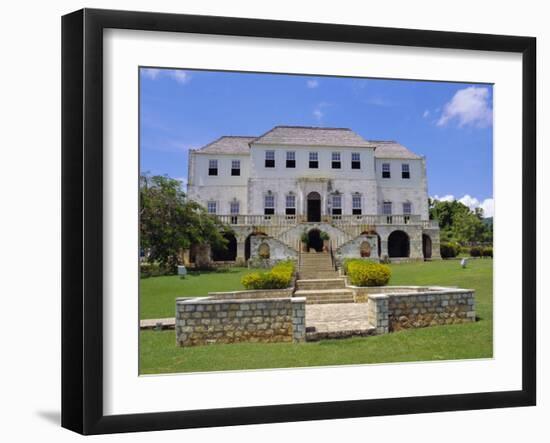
140,68,494,217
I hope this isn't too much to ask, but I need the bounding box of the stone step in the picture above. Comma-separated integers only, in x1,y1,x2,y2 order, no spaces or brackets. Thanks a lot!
305,297,355,305
296,279,346,290
299,272,339,280
299,266,335,271
294,288,353,296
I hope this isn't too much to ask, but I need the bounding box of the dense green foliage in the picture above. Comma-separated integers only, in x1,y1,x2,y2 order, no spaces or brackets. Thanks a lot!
429,198,493,245
140,259,493,373
343,259,391,286
140,174,230,272
241,260,295,290
440,242,460,259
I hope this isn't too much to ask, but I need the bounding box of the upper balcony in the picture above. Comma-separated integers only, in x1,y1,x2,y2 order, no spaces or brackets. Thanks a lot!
215,214,439,229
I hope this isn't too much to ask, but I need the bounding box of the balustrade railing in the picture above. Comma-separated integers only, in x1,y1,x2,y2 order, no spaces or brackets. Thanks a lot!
215,213,437,228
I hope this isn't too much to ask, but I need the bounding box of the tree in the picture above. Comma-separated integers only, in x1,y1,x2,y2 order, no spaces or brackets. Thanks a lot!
429,198,492,245
140,174,231,271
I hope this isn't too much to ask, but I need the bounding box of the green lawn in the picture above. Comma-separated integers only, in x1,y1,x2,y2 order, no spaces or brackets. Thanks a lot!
140,267,250,319
140,259,493,374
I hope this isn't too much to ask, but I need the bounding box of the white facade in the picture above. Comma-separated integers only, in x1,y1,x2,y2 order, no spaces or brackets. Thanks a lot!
186,126,440,261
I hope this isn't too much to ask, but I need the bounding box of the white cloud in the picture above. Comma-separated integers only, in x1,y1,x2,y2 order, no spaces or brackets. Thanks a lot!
169,70,191,84
423,110,430,118
306,79,319,89
437,86,493,128
141,68,161,79
431,194,494,218
313,109,324,121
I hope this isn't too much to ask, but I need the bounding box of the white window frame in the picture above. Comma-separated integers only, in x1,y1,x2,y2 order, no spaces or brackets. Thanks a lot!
402,163,410,179
332,152,341,161
207,201,217,214
382,162,391,178
383,201,392,215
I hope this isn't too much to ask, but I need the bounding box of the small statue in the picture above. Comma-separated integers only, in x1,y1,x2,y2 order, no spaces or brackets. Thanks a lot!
460,258,468,268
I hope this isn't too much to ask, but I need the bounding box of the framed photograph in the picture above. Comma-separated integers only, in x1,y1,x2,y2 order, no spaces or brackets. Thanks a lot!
62,8,536,435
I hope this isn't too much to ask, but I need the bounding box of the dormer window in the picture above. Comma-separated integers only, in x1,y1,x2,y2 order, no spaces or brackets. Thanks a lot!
265,150,275,168
331,152,341,169
402,163,410,179
286,151,296,168
231,159,241,176
382,163,391,178
208,159,218,176
351,152,361,169
309,152,319,168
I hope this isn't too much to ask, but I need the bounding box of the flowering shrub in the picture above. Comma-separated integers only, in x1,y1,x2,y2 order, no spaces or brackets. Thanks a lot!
344,259,391,287
241,260,295,289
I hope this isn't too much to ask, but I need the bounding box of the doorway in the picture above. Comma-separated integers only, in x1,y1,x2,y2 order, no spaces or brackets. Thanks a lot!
307,192,321,222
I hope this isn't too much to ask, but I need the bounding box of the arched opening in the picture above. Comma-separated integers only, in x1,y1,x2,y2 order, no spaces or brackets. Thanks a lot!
258,242,270,259
307,229,323,252
388,230,410,258
211,233,237,262
307,192,321,222
360,241,371,258
245,232,267,261
422,234,432,259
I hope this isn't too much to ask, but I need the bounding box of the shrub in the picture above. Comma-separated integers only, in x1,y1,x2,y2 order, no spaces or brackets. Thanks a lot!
320,231,330,241
440,242,459,259
470,246,483,257
344,259,391,287
241,260,295,289
482,247,493,258
140,262,174,278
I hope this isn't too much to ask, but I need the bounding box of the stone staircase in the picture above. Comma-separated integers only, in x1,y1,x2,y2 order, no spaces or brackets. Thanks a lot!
294,253,354,304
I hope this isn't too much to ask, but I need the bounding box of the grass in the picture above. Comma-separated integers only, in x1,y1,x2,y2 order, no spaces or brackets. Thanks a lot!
140,267,250,319
139,259,493,374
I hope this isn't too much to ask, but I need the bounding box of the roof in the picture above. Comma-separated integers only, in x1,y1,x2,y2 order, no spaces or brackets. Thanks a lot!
194,136,256,154
370,141,422,159
192,127,421,159
252,126,376,148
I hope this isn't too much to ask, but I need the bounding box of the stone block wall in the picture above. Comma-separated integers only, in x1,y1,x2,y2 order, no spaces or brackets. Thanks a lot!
334,234,379,266
176,296,306,346
248,236,298,268
362,287,475,333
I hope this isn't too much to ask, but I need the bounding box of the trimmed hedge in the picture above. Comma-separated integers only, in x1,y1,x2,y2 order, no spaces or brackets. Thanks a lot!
470,246,483,257
343,259,391,287
241,260,295,290
482,247,493,258
440,242,459,259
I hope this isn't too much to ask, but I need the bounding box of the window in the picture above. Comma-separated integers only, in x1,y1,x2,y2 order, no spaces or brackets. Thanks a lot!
331,152,341,169
207,201,217,214
264,194,275,215
382,163,391,178
351,152,361,169
402,163,410,179
208,159,218,176
231,159,241,176
265,150,275,168
230,201,239,224
285,194,296,215
383,201,392,215
403,202,412,215
352,194,362,215
331,194,342,215
286,151,296,168
309,151,319,168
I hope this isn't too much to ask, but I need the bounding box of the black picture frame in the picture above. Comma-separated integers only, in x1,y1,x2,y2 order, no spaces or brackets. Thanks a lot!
62,8,536,435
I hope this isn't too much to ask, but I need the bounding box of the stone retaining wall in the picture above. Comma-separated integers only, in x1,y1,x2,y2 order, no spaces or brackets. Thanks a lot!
365,287,475,333
176,296,306,347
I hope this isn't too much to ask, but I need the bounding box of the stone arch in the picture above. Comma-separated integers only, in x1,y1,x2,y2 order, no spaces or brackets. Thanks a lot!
245,232,267,261
258,242,271,259
307,228,323,252
211,232,237,262
362,231,382,258
388,230,410,258
360,241,371,258
422,234,432,259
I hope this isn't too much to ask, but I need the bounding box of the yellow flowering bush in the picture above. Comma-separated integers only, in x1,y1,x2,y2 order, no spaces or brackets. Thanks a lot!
344,259,391,286
241,260,295,289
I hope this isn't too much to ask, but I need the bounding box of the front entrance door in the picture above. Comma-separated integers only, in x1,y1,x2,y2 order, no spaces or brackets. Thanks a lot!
307,192,321,222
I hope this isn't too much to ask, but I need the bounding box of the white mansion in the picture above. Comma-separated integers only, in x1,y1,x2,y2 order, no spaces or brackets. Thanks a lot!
186,126,440,266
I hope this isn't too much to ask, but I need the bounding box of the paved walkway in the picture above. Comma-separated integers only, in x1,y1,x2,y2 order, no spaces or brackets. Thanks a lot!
305,303,375,340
